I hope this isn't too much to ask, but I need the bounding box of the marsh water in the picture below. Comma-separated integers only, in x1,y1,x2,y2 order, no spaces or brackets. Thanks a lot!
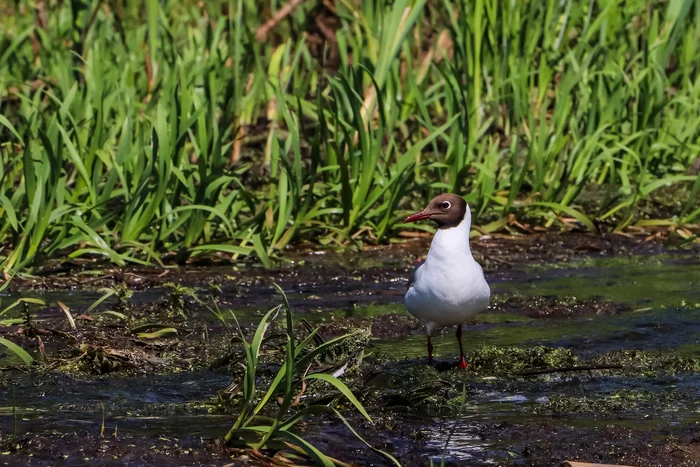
1,235,699,466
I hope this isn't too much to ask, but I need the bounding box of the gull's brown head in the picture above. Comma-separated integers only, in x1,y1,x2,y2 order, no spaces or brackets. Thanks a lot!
404,193,468,229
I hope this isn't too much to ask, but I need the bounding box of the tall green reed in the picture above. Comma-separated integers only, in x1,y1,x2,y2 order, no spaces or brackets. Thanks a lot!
0,0,697,272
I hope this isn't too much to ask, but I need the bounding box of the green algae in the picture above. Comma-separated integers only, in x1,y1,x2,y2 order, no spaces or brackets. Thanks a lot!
332,301,536,323
592,348,700,376
502,255,700,308
371,316,627,361
471,312,534,323
490,293,630,319
468,345,578,375
338,302,533,324
533,389,689,415
345,303,406,318
315,328,371,364
2,246,699,467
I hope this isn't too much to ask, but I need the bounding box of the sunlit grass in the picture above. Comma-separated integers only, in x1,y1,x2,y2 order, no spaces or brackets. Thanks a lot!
0,0,698,272
217,283,400,465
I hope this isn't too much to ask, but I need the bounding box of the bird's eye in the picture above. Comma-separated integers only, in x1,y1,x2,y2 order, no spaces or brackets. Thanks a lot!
441,201,451,209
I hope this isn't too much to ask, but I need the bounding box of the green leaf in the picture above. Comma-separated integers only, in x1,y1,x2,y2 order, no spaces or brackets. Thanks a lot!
274,430,335,467
16,298,46,306
0,318,25,326
527,202,596,231
191,244,254,256
295,333,352,370
305,373,372,423
0,195,19,232
87,289,116,313
641,175,697,197
252,234,272,269
251,306,280,364
57,123,96,203
0,115,22,142
130,323,179,334
137,328,178,339
330,408,401,467
0,298,47,317
102,310,128,320
0,337,33,365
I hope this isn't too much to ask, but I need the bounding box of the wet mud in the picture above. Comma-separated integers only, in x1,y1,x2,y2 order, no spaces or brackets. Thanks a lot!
1,234,699,465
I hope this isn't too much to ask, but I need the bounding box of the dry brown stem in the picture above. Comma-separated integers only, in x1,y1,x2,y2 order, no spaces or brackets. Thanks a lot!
255,0,308,42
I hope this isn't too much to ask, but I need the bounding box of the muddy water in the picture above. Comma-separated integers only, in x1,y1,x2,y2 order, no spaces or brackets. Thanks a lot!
1,245,699,466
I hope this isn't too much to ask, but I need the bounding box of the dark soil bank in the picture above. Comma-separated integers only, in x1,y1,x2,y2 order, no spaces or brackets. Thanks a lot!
1,233,699,466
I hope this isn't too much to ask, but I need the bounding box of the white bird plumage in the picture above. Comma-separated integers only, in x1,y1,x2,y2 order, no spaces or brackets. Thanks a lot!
404,205,490,336
402,194,490,368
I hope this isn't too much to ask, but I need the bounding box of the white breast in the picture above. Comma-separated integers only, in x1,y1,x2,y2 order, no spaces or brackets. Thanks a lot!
403,210,490,335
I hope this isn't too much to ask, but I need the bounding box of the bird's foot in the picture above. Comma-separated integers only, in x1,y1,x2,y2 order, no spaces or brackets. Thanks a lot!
458,356,468,370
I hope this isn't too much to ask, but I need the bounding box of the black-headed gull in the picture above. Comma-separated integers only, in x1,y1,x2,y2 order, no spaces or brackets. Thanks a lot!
403,194,491,369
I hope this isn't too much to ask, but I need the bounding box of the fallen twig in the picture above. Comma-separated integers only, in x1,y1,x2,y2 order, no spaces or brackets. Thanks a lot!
291,364,312,407
516,364,624,377
559,462,637,467
671,442,692,454
255,0,307,42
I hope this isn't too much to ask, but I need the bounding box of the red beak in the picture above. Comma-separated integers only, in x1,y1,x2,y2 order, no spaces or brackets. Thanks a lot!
404,211,432,223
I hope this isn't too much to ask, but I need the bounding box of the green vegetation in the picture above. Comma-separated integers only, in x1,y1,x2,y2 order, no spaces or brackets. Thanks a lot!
1,0,698,273
0,296,45,364
533,389,686,415
219,284,399,465
0,281,393,464
593,348,700,375
468,344,578,374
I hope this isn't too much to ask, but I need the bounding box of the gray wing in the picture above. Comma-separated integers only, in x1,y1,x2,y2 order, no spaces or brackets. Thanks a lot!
407,259,426,292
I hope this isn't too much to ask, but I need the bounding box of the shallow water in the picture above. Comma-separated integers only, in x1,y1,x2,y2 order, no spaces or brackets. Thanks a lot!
500,254,700,307
1,249,699,465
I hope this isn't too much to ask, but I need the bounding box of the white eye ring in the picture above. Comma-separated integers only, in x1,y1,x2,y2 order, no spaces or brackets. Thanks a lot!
441,201,451,209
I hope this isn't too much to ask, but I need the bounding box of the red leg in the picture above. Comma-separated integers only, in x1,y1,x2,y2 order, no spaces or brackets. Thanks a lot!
427,336,433,364
456,324,468,369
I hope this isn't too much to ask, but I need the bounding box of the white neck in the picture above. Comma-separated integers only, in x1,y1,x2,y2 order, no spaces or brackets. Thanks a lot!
427,206,473,262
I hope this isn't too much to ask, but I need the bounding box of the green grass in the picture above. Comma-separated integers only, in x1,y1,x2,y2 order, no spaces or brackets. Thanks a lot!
0,0,698,272
218,283,400,465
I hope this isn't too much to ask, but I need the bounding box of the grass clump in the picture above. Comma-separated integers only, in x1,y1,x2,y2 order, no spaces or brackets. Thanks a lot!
220,284,399,466
469,345,578,375
305,326,371,366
